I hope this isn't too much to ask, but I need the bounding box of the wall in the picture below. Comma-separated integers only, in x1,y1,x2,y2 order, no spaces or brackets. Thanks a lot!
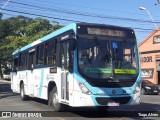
139,28,160,85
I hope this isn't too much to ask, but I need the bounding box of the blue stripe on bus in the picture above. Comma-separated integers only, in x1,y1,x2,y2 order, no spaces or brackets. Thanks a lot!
39,68,44,97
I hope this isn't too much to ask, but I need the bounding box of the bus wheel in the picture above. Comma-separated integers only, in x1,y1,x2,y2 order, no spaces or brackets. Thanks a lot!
49,87,65,111
20,83,28,101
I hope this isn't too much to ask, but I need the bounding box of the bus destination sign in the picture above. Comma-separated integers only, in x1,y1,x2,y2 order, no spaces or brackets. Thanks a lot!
87,28,126,37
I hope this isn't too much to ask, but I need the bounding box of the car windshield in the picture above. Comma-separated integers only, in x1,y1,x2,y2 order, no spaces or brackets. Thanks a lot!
78,35,139,80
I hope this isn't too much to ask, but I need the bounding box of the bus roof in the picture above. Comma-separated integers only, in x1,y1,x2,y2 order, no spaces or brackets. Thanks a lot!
12,22,133,56
12,23,77,55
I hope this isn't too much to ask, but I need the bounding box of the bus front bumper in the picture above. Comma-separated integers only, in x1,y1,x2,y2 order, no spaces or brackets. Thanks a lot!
72,91,140,107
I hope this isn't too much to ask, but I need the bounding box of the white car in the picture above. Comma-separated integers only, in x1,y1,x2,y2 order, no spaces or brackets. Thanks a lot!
3,74,11,80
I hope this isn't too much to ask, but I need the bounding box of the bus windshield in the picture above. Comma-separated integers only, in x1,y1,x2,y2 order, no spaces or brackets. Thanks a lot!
78,35,139,80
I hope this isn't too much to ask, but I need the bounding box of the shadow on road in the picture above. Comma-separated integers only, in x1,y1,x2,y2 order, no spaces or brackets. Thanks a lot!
0,84,19,99
66,103,160,118
31,97,48,105
31,98,160,118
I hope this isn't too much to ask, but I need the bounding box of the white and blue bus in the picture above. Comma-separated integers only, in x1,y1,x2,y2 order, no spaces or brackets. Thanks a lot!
11,23,141,111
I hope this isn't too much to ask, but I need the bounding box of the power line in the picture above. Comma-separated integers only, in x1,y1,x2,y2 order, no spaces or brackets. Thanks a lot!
2,8,81,22
1,3,85,21
8,1,102,21
2,8,157,32
5,0,158,32
2,1,159,33
16,0,160,21
0,0,10,13
1,4,127,24
8,1,160,24
16,0,155,18
3,4,152,28
2,0,158,33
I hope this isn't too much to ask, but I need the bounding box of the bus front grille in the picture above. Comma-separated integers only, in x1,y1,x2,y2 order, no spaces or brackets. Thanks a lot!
95,96,131,105
88,81,135,88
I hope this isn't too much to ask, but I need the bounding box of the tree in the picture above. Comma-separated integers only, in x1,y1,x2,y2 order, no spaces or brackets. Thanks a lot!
0,19,12,79
0,20,11,39
0,16,63,79
6,15,33,37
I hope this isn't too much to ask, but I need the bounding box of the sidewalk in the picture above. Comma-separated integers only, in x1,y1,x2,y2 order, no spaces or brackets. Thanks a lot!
0,79,11,84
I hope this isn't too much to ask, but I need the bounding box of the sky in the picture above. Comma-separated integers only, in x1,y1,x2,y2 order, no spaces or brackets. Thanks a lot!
0,0,160,43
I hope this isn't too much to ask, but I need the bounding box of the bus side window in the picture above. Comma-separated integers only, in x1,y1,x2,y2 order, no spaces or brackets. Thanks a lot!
36,44,44,67
20,52,27,70
13,57,19,72
44,40,56,66
28,51,35,70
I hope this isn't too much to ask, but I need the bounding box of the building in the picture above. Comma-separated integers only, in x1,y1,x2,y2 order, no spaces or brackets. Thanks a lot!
139,27,160,85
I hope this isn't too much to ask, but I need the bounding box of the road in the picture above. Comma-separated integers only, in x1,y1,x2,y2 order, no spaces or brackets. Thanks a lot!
0,80,160,120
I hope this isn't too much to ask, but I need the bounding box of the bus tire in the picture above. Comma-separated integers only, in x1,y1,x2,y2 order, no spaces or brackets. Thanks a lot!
20,83,28,101
49,86,65,112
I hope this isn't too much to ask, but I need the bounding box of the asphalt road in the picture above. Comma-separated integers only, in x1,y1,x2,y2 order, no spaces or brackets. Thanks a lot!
0,80,160,120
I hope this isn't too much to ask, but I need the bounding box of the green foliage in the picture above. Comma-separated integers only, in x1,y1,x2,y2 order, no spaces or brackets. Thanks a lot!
0,20,11,39
0,15,63,78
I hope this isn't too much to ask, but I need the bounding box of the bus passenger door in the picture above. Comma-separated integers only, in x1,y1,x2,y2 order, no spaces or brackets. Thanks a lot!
60,41,73,103
27,50,35,95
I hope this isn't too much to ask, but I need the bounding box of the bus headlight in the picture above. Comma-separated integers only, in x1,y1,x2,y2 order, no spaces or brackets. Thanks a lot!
133,82,141,94
78,82,91,95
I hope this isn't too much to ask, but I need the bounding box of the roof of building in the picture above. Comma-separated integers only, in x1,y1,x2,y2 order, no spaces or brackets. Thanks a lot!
138,26,160,47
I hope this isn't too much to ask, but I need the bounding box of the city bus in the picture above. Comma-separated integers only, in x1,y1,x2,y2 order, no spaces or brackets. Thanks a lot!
11,23,141,111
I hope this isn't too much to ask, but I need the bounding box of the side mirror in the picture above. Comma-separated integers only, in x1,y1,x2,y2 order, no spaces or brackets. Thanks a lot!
69,38,76,50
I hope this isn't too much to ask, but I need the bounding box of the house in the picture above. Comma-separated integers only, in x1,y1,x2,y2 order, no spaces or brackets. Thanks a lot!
139,27,160,85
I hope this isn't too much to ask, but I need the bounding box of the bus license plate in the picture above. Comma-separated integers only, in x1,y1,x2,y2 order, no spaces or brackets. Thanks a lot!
108,102,119,106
